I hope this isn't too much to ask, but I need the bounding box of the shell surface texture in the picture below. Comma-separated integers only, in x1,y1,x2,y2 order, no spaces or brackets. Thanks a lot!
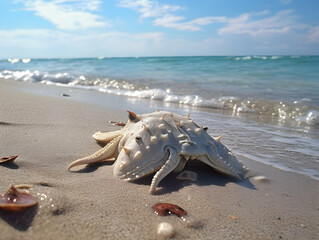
68,111,248,194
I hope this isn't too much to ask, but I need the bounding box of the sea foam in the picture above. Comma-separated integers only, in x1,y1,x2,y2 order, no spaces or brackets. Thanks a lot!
1,69,318,127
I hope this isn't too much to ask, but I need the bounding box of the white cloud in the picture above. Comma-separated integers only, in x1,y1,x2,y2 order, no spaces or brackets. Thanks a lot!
76,0,103,11
154,15,226,31
307,26,319,43
118,0,310,42
21,0,109,30
118,0,181,18
281,0,292,5
218,9,304,37
119,0,218,31
0,29,164,58
1,27,319,58
2,2,318,57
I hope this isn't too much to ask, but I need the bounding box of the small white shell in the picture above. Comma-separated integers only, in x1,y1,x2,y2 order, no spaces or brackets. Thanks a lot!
157,222,175,238
252,176,268,182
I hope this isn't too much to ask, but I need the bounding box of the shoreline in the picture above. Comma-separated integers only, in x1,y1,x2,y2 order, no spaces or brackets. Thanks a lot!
1,78,318,239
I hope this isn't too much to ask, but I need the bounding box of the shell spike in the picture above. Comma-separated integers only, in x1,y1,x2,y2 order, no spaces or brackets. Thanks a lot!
150,136,157,143
161,133,169,140
142,124,149,131
127,110,138,122
122,146,131,155
216,135,223,141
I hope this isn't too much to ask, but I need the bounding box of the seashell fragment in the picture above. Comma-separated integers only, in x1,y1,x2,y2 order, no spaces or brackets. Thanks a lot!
152,203,187,217
14,184,33,189
157,222,175,238
252,176,268,182
229,214,238,221
109,121,126,127
0,185,38,211
176,170,197,182
0,155,18,164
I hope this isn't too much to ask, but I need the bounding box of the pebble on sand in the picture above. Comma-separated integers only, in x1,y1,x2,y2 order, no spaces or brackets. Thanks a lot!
157,222,175,238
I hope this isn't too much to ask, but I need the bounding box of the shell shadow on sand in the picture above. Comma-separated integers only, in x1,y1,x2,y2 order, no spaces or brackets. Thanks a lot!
0,161,19,169
72,161,114,173
70,159,255,194
133,160,255,195
0,155,19,169
69,156,255,194
0,205,38,231
0,186,38,231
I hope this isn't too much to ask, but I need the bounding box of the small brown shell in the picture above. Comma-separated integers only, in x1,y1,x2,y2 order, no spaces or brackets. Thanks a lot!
0,155,18,164
152,203,187,217
0,185,38,211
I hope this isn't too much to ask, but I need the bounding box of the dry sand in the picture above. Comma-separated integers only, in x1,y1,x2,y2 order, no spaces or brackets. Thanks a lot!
1,79,318,240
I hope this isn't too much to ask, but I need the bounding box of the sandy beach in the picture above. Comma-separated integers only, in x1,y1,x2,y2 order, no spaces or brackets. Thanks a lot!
0,78,318,240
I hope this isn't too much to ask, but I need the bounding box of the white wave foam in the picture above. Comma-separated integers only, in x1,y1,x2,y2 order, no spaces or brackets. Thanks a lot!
1,69,317,126
7,58,31,64
296,110,319,125
8,58,19,64
0,69,76,83
236,152,319,181
22,58,31,63
234,56,283,61
235,56,252,61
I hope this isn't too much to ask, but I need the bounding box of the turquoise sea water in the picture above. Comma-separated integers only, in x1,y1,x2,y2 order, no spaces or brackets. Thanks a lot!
1,56,319,179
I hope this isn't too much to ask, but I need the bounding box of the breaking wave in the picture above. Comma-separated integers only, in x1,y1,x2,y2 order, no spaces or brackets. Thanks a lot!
1,69,318,127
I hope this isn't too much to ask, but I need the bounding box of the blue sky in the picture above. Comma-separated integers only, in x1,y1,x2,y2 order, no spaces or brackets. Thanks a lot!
0,0,318,58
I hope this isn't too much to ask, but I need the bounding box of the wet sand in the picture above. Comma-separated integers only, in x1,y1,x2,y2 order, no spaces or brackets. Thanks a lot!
0,78,318,240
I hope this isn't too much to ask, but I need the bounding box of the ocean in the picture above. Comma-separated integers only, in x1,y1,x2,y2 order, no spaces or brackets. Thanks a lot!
1,56,319,180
